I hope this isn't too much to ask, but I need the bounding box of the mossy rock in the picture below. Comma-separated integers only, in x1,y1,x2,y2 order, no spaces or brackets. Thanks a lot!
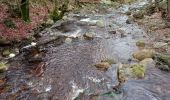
2,49,11,57
130,64,145,78
133,49,155,61
133,11,144,19
156,54,170,66
136,40,145,47
101,58,117,65
0,62,8,72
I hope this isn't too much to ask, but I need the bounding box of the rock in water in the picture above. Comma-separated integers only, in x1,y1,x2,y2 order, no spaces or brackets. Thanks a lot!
140,58,155,68
132,49,155,61
0,62,8,72
95,62,111,70
96,20,105,28
2,49,11,57
83,32,95,40
130,64,145,79
136,40,145,48
65,38,72,44
133,11,144,19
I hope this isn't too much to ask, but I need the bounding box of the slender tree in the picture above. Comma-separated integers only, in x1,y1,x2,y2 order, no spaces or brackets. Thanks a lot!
20,0,30,22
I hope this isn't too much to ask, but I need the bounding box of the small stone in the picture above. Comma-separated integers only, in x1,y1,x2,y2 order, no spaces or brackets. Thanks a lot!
2,49,10,57
65,38,72,44
46,19,54,25
133,11,144,19
140,58,155,68
120,33,127,38
126,17,133,24
83,32,95,40
95,62,111,70
31,42,37,46
125,11,132,15
9,53,15,58
96,20,105,28
108,30,116,34
0,62,8,72
153,42,167,48
136,40,145,47
101,58,117,64
132,49,155,61
0,38,10,45
62,16,68,20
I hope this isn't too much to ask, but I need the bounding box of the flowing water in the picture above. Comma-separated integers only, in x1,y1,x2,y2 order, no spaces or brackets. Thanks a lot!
1,0,170,100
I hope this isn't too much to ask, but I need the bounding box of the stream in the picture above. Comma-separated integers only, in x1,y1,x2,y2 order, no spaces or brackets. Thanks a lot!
1,0,170,100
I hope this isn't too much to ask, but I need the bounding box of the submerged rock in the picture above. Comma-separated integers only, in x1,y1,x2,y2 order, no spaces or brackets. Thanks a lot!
95,62,111,70
65,38,72,44
132,49,155,61
96,20,105,28
83,32,95,40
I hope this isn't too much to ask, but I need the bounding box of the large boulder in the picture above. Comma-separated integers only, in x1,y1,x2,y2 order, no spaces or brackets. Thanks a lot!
132,49,155,61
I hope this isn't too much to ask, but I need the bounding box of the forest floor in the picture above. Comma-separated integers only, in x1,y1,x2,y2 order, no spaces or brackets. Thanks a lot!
0,0,170,100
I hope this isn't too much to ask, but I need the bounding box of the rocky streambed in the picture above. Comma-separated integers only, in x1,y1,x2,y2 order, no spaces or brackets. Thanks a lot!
0,0,170,100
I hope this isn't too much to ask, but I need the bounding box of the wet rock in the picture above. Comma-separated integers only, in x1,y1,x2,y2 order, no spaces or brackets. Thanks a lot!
136,40,145,48
126,17,133,24
120,33,127,38
46,19,54,25
130,64,145,79
95,62,111,70
0,62,8,72
133,11,144,19
101,58,117,65
140,58,155,68
96,20,105,28
65,38,72,44
132,49,155,61
108,30,116,34
156,54,170,66
0,38,10,45
153,42,167,49
125,11,132,15
2,49,11,57
83,32,95,40
9,53,16,58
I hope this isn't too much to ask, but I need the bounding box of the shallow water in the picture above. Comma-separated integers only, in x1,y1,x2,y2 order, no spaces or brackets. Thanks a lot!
1,0,170,100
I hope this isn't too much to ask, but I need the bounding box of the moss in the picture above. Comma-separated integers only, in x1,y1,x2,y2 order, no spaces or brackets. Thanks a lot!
3,19,16,29
136,40,145,47
130,64,145,78
101,58,116,64
0,62,8,72
157,54,170,66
